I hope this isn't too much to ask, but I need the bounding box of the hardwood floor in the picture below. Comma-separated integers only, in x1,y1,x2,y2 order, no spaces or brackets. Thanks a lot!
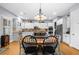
0,41,79,55
60,42,79,55
0,41,20,55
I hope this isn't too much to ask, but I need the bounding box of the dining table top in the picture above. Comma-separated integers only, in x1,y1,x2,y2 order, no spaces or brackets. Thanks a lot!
24,38,56,46
22,35,58,46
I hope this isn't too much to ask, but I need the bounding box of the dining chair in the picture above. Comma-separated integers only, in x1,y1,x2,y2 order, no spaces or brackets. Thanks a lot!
22,35,38,55
42,35,58,55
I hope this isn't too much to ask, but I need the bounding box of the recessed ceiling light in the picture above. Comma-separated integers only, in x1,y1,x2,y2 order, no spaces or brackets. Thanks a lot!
20,12,24,15
53,12,56,15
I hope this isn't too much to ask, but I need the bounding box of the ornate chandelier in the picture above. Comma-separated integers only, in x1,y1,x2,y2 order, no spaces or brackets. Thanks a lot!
34,4,47,21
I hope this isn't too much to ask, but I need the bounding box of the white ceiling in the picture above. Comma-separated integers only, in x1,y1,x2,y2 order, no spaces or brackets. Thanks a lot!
0,3,77,20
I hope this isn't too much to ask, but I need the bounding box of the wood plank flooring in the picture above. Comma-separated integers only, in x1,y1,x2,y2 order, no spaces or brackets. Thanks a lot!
0,41,79,55
60,42,79,55
0,41,20,55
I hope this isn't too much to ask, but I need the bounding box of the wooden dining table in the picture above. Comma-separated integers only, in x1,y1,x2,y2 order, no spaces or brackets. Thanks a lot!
24,38,55,46
22,35,58,47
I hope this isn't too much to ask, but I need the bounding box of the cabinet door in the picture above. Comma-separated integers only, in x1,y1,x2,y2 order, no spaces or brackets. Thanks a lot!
1,35,9,47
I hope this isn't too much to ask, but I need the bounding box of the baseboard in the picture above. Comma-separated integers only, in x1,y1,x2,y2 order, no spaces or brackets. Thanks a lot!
10,40,13,42
62,42,69,46
10,39,19,42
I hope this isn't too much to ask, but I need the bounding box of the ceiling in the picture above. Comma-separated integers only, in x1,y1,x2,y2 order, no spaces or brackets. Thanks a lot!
0,3,77,20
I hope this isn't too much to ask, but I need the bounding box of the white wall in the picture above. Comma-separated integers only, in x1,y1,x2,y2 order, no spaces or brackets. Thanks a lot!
0,6,15,43
63,7,79,49
70,8,79,49
0,17,3,37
